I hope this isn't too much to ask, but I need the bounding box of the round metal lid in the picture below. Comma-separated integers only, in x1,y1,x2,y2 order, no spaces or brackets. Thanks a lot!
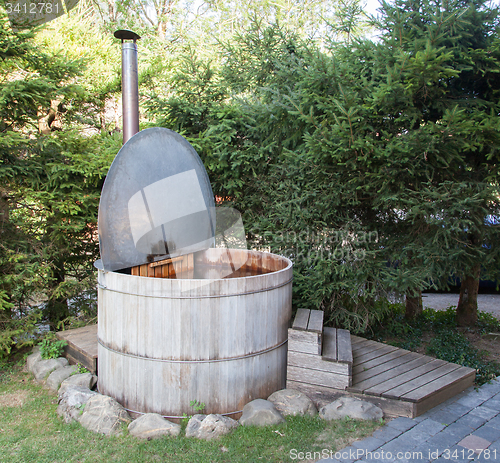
98,128,216,272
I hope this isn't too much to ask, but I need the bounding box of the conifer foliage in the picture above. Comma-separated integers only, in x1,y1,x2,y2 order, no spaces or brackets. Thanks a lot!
155,0,500,329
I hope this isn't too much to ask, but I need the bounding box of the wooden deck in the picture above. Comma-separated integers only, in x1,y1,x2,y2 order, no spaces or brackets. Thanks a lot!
288,335,476,418
57,324,475,418
56,325,98,374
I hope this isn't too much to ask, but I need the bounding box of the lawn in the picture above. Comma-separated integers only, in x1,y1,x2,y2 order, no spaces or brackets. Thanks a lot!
0,362,382,463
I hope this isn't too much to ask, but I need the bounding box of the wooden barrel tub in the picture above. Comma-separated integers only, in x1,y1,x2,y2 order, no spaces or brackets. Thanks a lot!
97,248,293,418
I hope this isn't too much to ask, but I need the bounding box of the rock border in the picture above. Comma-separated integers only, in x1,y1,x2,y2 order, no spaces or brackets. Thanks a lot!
27,348,384,440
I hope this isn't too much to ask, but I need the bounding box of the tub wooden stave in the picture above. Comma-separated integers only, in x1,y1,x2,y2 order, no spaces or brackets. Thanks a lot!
97,248,292,417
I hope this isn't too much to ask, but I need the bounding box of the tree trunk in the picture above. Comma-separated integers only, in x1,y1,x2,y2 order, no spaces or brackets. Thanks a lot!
456,263,480,327
0,191,13,319
405,289,422,320
45,259,69,329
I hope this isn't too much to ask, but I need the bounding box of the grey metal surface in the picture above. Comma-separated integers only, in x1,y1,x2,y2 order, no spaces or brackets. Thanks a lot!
120,41,140,144
98,127,216,271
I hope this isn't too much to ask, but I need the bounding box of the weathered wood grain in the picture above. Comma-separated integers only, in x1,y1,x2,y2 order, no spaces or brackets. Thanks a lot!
288,329,322,355
292,309,310,330
336,329,352,364
287,365,350,390
366,360,450,398
98,248,293,417
350,356,435,393
307,310,324,333
381,363,462,400
288,351,351,376
353,347,411,374
56,325,98,374
322,327,337,361
353,352,422,383
414,369,476,415
402,366,476,403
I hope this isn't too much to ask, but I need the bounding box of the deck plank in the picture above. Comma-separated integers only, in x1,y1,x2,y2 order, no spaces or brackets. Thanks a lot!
337,329,353,364
352,341,389,357
381,363,460,400
353,352,422,383
322,327,337,361
56,324,98,374
292,309,310,330
354,345,400,363
350,356,434,393
307,310,324,333
353,348,411,374
363,358,447,397
400,366,475,402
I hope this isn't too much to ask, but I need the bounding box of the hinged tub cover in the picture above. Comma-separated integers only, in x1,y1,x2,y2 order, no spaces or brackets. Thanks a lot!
98,127,216,271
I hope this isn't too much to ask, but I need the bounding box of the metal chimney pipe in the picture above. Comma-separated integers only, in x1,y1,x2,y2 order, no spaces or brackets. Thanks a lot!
114,30,141,144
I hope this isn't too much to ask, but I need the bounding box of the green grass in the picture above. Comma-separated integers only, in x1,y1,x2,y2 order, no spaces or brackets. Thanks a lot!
0,365,382,463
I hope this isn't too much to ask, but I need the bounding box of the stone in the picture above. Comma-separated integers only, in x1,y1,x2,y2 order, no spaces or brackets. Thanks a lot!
26,347,42,372
319,397,383,421
267,389,317,417
79,394,132,436
57,385,98,424
128,413,181,439
185,414,238,440
46,365,78,392
58,373,97,396
32,357,68,382
239,399,285,427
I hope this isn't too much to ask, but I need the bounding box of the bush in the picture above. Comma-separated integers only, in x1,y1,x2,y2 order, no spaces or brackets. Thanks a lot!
39,333,67,360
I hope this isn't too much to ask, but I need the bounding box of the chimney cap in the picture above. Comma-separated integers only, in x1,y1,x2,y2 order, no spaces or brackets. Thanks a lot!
114,30,141,41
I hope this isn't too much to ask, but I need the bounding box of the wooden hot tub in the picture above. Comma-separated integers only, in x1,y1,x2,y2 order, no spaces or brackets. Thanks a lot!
97,248,292,418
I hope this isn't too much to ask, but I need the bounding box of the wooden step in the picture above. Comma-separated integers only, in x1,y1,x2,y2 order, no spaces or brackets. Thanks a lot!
287,310,352,390
56,325,98,374
288,309,324,355
322,327,353,365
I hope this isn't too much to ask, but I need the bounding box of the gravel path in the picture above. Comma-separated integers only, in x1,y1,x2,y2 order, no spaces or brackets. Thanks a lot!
422,294,500,318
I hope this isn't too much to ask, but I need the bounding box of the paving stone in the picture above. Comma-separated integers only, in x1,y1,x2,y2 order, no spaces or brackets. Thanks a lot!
351,437,385,453
487,417,500,431
445,444,476,462
379,436,416,456
458,435,491,453
400,427,433,447
334,445,359,463
481,399,500,411
477,381,500,397
488,439,500,452
427,409,463,425
447,403,477,417
457,413,488,430
372,426,403,442
412,443,444,461
470,406,499,421
472,426,500,444
425,430,463,451
473,453,500,463
458,395,489,409
411,419,447,436
445,422,476,440
387,417,418,432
